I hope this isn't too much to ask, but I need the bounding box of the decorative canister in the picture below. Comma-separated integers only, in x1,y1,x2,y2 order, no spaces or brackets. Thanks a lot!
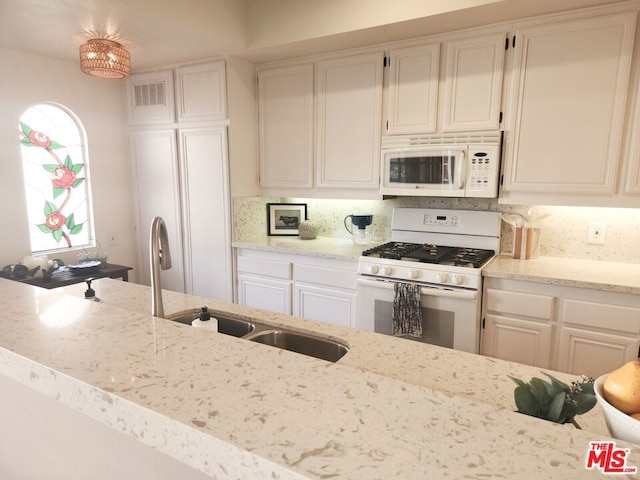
299,220,319,240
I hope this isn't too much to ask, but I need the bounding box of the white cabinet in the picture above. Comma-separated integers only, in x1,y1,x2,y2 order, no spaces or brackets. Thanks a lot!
257,51,384,198
293,262,358,328
501,11,636,199
236,249,358,326
386,43,440,134
482,285,555,368
257,64,314,190
316,52,384,191
237,253,292,314
440,32,506,132
129,129,185,292
175,61,227,123
127,62,234,303
482,277,640,378
385,29,506,135
178,127,232,301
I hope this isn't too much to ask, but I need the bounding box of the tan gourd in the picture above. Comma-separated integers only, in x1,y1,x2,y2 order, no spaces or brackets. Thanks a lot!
603,361,640,415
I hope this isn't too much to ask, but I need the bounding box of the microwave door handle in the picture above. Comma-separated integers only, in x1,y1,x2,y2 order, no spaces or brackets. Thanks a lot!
456,150,466,189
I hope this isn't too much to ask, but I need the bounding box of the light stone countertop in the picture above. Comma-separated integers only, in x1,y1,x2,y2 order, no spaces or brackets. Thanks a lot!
0,277,637,479
233,236,370,261
483,255,640,295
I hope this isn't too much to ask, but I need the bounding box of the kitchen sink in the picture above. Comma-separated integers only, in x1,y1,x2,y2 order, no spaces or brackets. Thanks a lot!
166,309,255,338
166,308,348,362
244,329,349,363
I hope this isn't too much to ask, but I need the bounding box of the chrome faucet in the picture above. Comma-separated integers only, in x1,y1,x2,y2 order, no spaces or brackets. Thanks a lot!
150,216,172,318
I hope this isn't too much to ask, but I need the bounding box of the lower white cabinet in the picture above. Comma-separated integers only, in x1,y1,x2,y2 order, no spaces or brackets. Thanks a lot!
236,249,357,326
481,277,640,378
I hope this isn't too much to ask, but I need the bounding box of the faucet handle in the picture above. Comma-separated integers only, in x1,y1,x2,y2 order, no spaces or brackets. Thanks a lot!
199,306,211,321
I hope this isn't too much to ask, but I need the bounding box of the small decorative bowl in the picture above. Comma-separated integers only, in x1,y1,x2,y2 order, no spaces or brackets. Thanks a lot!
594,374,640,444
77,252,108,264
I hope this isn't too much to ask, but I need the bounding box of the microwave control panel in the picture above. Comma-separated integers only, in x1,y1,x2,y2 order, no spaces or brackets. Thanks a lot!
465,146,500,196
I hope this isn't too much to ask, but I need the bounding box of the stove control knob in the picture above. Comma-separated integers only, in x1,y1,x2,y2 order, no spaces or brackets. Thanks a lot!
409,269,419,279
450,275,463,285
436,272,448,283
382,266,392,276
369,265,380,274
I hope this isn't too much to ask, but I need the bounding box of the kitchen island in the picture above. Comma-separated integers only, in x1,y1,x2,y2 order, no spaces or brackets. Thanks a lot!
0,277,637,479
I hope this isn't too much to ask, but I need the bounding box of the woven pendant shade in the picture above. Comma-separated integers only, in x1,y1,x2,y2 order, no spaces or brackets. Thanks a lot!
79,39,131,79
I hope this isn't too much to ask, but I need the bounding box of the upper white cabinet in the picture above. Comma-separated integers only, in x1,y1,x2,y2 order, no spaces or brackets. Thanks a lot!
258,51,384,198
386,44,440,134
385,29,507,135
440,32,506,132
315,52,384,190
175,61,227,123
258,64,314,190
501,11,637,199
126,70,175,125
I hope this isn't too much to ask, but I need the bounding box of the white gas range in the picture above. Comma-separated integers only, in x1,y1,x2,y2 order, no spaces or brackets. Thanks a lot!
355,208,501,353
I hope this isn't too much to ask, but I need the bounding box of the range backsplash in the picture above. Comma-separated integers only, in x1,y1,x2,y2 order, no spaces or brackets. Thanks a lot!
233,196,640,264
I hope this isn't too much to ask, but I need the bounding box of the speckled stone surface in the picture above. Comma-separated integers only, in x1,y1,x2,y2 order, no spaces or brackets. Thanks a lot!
1,277,637,478
484,255,640,295
233,236,367,261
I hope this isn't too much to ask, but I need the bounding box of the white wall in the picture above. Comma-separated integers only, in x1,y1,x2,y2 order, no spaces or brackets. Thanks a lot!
0,46,137,278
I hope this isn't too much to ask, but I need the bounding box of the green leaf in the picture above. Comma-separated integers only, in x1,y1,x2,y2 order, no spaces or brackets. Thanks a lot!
52,229,63,243
20,122,32,136
530,378,552,408
21,137,33,146
508,375,528,388
542,373,571,393
65,213,75,230
574,392,597,415
48,140,64,150
43,201,57,215
64,155,73,169
70,163,84,174
37,224,53,234
69,224,83,235
72,178,84,188
514,385,538,417
547,391,566,422
53,187,65,199
42,164,60,172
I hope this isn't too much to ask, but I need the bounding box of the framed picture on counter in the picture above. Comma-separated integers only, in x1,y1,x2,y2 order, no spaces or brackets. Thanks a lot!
267,203,307,236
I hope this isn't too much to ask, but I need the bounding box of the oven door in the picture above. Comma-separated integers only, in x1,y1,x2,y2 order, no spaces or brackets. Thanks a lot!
356,277,480,353
381,146,467,197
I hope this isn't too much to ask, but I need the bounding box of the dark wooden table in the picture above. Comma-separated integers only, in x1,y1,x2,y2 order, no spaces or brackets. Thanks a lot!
17,263,132,289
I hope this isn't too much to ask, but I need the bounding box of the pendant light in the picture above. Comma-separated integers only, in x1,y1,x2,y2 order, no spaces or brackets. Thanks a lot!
79,39,131,79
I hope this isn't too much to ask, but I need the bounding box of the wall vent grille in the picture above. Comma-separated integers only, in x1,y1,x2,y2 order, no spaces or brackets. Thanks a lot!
134,82,167,107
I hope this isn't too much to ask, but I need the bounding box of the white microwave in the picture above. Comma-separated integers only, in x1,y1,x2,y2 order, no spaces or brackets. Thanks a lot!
380,132,502,198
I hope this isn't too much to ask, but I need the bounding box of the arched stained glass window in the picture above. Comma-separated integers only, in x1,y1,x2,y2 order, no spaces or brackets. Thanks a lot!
19,103,95,253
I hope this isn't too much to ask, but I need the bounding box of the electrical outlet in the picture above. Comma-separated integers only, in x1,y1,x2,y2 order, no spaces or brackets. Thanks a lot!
587,221,607,245
108,233,118,246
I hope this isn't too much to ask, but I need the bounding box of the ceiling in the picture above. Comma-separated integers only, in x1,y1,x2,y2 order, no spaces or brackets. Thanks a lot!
0,0,624,72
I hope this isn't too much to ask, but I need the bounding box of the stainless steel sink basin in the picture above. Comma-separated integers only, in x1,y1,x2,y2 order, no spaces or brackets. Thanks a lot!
166,309,255,338
244,329,349,362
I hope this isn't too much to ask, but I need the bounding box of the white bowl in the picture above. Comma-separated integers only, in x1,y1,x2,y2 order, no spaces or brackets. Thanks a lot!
594,374,640,444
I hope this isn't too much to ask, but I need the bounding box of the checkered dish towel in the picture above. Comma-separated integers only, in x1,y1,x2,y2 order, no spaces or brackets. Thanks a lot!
392,282,423,337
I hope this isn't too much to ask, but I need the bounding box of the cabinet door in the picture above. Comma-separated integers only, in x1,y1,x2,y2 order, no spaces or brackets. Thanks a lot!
237,274,291,314
175,61,227,123
440,33,506,132
503,12,636,195
482,314,552,368
316,52,384,190
258,64,314,189
179,127,232,302
293,284,356,328
386,44,439,135
129,129,185,292
557,327,639,378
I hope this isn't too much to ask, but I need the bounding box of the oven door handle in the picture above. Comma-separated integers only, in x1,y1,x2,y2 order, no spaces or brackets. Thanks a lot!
357,278,477,300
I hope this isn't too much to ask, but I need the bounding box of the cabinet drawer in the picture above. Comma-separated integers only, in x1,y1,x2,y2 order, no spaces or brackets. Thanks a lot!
562,299,640,333
294,263,357,291
485,288,554,320
237,255,291,280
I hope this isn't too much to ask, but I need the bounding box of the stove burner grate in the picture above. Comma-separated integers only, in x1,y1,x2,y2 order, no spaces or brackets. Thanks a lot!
362,242,495,268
